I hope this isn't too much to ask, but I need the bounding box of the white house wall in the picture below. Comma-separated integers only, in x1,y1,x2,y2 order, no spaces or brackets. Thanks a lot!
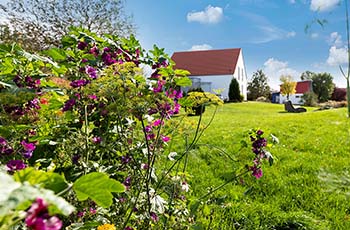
233,49,248,100
189,75,233,100
279,94,304,105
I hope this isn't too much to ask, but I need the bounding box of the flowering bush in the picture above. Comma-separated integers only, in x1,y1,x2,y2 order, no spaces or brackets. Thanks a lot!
0,28,275,229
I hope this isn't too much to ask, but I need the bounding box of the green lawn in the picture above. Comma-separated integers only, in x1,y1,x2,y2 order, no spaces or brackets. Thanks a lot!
167,102,350,229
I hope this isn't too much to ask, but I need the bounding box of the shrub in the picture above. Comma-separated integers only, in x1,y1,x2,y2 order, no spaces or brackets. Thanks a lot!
302,92,318,106
331,87,347,101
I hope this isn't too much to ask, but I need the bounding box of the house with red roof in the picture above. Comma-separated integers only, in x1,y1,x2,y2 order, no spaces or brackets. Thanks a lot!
276,80,313,104
171,48,247,101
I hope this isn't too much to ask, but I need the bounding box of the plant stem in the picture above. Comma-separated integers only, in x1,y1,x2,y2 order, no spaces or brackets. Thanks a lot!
84,105,89,171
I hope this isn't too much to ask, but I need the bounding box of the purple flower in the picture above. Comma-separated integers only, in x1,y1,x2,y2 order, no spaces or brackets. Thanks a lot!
70,79,90,88
0,137,6,145
77,41,88,50
251,166,263,179
62,99,76,112
85,66,97,79
90,45,99,56
125,227,134,230
7,160,27,172
153,119,164,127
150,212,159,222
88,94,97,100
92,136,102,144
123,176,131,188
144,125,152,133
256,130,264,136
72,154,81,164
25,198,63,230
21,140,36,152
121,155,132,164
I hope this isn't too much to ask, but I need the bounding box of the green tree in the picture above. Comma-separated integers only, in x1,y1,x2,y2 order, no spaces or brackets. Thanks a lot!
0,0,135,51
311,72,335,102
300,70,316,81
247,69,270,101
280,75,296,100
228,78,241,102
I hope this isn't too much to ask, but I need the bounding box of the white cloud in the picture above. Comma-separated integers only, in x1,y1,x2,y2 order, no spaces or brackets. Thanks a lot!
187,5,223,24
327,46,347,66
311,33,319,39
286,31,296,38
263,58,300,90
328,32,343,47
310,0,340,12
189,44,213,51
289,0,296,3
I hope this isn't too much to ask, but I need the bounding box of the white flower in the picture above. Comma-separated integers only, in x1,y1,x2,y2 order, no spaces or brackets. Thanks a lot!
168,152,177,161
270,134,279,144
149,189,167,214
181,181,190,192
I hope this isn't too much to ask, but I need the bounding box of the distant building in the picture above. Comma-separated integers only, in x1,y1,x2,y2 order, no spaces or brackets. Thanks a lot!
273,80,313,105
171,48,247,101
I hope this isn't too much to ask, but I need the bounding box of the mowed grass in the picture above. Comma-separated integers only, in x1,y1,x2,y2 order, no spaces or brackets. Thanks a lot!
166,102,350,229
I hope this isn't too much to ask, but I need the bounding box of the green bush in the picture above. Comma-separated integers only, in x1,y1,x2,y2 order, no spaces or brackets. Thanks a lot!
302,92,318,106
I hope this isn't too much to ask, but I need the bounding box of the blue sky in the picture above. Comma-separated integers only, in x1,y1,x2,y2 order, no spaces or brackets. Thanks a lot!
125,0,348,90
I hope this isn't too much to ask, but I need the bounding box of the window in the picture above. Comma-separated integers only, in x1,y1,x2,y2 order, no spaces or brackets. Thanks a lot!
238,67,240,80
241,68,244,81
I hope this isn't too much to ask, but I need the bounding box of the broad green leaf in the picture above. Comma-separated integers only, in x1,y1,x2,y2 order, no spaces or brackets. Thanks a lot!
44,48,67,61
14,167,68,194
73,172,125,208
175,76,192,87
174,69,190,76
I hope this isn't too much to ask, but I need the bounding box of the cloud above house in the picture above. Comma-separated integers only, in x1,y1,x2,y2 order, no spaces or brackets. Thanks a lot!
263,58,300,90
187,5,223,24
310,0,340,12
326,32,347,66
189,44,213,51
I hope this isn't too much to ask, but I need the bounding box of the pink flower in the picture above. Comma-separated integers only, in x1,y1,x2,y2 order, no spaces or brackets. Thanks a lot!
25,198,63,230
161,135,170,142
153,119,164,127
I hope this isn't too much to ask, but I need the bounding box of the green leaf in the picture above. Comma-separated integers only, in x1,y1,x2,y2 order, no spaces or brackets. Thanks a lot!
44,48,67,61
14,167,68,194
174,69,191,76
73,172,125,208
0,172,74,216
175,76,192,87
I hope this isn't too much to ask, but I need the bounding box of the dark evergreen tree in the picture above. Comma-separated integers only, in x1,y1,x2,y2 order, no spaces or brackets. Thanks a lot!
228,78,241,102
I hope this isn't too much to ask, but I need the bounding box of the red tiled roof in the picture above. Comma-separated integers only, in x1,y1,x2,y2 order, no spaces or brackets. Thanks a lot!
295,81,312,94
171,48,241,76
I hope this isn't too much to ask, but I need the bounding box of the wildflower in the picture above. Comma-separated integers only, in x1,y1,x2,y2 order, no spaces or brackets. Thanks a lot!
250,166,263,179
97,224,116,230
7,159,27,172
168,152,177,161
72,154,81,164
92,136,102,144
77,41,88,50
125,227,134,230
90,45,99,57
88,94,98,100
161,135,170,142
153,119,164,127
62,98,76,112
85,66,97,79
0,137,6,145
25,198,62,230
40,98,49,105
150,212,159,222
121,155,132,164
21,140,36,159
70,79,90,88
181,181,190,192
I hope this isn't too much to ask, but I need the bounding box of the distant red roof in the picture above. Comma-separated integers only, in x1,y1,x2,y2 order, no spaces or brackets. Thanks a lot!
171,48,241,76
295,81,312,94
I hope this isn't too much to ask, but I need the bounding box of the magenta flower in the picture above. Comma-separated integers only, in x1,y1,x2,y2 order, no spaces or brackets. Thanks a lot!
21,140,36,152
62,98,76,112
25,198,63,230
161,135,170,142
88,94,98,100
153,119,164,127
7,160,27,172
0,137,6,145
70,79,90,88
85,66,97,79
77,41,88,50
251,166,263,179
92,136,102,144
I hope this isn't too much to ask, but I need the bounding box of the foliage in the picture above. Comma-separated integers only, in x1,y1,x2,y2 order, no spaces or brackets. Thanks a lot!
0,28,272,229
228,78,242,102
300,70,315,81
180,91,223,115
302,91,318,106
247,69,271,101
311,72,335,103
280,75,296,100
331,87,347,101
0,0,135,51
